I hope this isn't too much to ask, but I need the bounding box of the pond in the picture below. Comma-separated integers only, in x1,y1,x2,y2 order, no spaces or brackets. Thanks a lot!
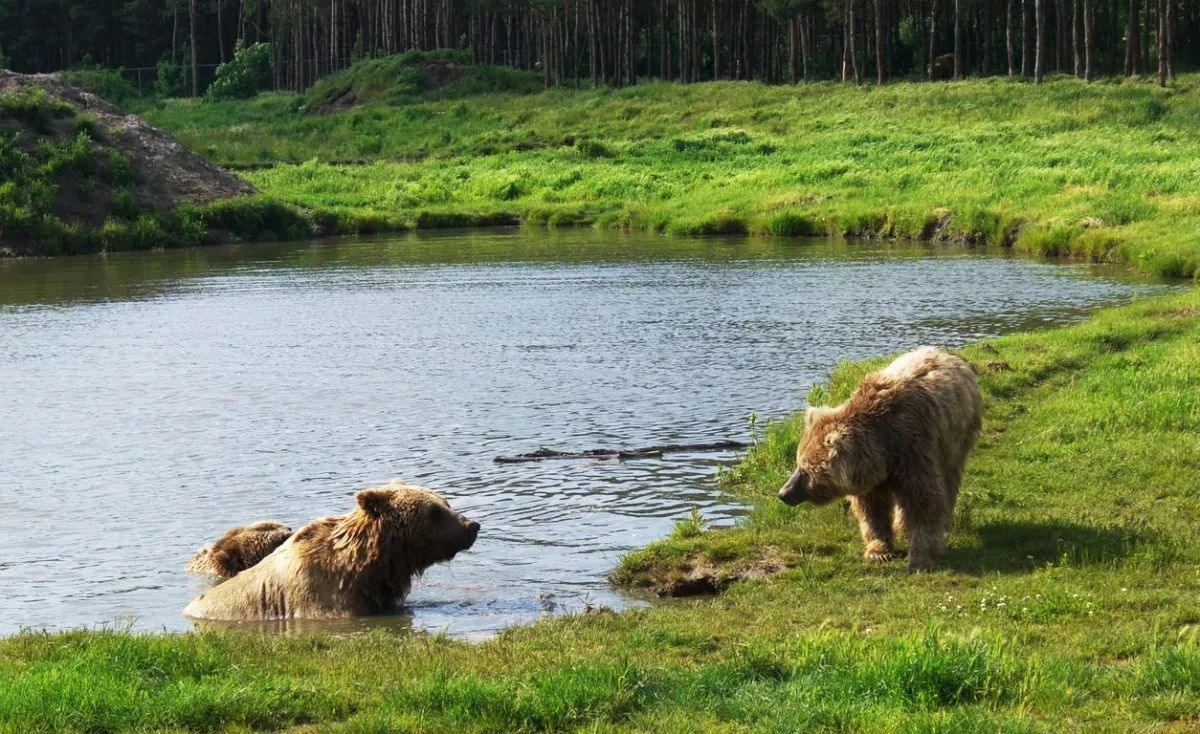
0,230,1167,638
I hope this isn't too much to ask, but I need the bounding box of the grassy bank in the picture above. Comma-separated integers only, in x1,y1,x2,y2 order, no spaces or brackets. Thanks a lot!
3,288,1199,731
138,63,1200,278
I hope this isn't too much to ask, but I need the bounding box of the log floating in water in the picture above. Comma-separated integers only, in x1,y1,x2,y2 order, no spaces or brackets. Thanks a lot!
494,440,748,464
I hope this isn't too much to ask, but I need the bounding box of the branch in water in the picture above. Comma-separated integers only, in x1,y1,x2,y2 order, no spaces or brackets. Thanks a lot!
494,440,748,464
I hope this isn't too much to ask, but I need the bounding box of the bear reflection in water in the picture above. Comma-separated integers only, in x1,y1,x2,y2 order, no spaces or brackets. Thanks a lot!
184,480,480,621
777,347,983,572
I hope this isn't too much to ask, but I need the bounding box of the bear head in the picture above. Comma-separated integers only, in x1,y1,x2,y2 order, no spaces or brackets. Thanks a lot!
777,405,886,506
323,482,480,579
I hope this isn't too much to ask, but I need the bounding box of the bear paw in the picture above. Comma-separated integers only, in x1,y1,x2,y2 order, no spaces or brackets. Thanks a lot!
906,555,937,572
863,542,896,563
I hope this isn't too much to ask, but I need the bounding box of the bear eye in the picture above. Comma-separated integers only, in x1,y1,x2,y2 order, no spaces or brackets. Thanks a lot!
423,503,444,521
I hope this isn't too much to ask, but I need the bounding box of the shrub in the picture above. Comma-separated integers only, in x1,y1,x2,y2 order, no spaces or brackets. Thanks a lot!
154,59,185,99
206,41,274,101
61,67,139,107
0,88,72,132
768,211,822,237
70,113,104,140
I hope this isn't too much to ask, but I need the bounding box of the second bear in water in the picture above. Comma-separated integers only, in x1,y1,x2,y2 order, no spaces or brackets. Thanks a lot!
777,347,982,571
184,480,480,620
186,521,293,578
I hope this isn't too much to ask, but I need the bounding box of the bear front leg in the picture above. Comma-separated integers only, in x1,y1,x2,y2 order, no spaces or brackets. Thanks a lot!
849,488,896,562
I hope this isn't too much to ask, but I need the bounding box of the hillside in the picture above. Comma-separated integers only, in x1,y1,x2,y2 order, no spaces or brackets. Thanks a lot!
145,65,1200,279
0,71,263,256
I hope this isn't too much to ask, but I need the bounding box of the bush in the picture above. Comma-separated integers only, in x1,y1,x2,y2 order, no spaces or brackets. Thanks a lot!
0,88,72,132
154,59,185,99
60,67,139,107
768,211,822,237
206,41,274,101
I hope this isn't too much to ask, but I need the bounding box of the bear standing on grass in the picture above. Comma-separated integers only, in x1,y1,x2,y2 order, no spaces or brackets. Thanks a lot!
777,348,982,571
184,480,480,620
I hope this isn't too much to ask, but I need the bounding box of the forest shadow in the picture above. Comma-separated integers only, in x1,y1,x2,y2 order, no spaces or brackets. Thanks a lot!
942,520,1144,575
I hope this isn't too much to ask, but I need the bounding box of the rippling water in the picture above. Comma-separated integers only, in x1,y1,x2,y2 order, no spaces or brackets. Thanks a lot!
0,230,1165,638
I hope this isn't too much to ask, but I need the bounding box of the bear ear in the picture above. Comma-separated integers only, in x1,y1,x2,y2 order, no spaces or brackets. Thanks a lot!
355,489,393,518
804,405,835,429
824,429,844,450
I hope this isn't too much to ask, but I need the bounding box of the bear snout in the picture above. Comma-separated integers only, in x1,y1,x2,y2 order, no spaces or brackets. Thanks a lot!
464,520,480,547
777,469,809,506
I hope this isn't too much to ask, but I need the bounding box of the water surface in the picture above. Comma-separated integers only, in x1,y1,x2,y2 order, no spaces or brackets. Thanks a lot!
0,230,1164,638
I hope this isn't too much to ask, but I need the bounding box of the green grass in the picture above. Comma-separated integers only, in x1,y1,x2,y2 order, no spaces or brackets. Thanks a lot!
4,289,1200,731
138,67,1200,278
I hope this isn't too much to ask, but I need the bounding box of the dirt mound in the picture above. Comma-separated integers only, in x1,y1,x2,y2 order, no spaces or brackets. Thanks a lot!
0,70,253,219
420,59,466,90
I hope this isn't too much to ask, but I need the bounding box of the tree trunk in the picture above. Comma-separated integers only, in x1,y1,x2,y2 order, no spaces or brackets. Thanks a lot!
845,0,860,81
217,0,226,63
189,0,198,96
1143,0,1152,71
1007,0,1015,75
711,0,721,79
1072,0,1081,74
801,14,811,79
787,17,797,83
954,0,962,76
1125,0,1139,74
1157,0,1166,85
1034,0,1045,81
929,0,939,76
874,0,886,83
1167,0,1175,78
1022,0,1033,74
1057,0,1067,71
1083,0,1094,78
984,0,993,75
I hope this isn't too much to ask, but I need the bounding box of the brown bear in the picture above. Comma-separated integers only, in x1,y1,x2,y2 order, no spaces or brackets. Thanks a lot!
186,521,293,578
931,53,956,80
777,347,982,571
183,480,480,620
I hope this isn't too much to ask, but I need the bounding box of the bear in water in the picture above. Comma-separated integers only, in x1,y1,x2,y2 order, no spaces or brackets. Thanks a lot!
184,480,479,620
777,347,982,571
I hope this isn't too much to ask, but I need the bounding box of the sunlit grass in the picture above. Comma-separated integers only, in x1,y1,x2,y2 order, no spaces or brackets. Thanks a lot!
143,72,1200,278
